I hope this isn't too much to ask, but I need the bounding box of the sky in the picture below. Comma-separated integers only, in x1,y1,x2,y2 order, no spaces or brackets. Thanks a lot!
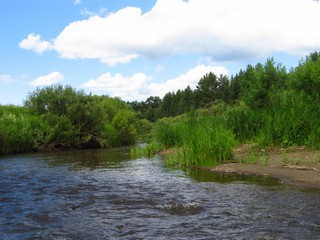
1,0,320,105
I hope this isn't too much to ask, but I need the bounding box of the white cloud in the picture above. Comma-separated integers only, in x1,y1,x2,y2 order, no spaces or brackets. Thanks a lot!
21,0,320,64
19,33,53,54
82,64,228,101
30,71,64,86
81,72,152,101
147,64,228,97
74,0,81,5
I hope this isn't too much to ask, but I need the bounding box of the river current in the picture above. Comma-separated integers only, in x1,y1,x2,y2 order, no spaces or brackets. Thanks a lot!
0,148,319,239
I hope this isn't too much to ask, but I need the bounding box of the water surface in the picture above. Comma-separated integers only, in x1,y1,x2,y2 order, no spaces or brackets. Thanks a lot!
0,148,319,239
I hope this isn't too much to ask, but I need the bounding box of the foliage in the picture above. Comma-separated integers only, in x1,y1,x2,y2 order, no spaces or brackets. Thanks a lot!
112,109,138,145
3,51,320,159
0,106,44,154
155,114,236,166
130,142,163,158
237,58,287,109
0,85,141,155
225,102,262,142
24,85,85,115
289,51,320,102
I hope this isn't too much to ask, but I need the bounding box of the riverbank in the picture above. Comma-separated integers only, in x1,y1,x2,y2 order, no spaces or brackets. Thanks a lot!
160,144,320,189
209,144,320,189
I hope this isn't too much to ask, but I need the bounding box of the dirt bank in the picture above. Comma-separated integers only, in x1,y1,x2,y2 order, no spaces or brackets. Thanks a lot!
210,144,320,189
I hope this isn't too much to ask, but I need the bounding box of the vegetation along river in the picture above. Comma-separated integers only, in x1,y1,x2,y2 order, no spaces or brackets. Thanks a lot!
0,147,319,239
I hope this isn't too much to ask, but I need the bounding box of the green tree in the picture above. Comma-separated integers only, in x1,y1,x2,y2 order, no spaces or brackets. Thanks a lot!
196,72,219,107
240,63,265,109
217,74,231,102
158,92,175,118
240,58,287,109
182,85,195,111
24,85,84,115
112,109,138,145
290,51,320,102
143,96,162,122
229,74,242,103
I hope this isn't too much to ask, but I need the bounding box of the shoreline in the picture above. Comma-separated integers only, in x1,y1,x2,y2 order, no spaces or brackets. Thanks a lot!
210,145,320,189
209,162,320,189
161,144,320,189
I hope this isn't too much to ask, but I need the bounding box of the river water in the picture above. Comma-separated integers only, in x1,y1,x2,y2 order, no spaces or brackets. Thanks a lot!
0,148,319,239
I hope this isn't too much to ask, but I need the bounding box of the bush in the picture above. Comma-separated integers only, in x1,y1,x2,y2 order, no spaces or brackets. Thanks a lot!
0,106,43,154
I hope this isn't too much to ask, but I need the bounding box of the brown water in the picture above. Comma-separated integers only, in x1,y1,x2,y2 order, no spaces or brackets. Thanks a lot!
0,148,319,239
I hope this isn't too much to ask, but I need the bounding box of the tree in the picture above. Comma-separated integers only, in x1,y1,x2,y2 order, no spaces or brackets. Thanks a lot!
229,74,242,103
24,85,84,115
143,96,162,121
158,92,175,118
112,109,137,145
24,85,140,148
240,59,287,109
183,85,195,111
217,74,231,103
196,72,219,107
290,51,320,102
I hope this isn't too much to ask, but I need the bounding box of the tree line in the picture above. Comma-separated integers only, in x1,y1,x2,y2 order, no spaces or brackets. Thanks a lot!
142,51,320,166
129,51,320,121
1,51,320,155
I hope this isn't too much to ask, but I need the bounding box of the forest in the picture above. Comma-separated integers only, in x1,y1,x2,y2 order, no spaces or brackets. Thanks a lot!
1,51,320,162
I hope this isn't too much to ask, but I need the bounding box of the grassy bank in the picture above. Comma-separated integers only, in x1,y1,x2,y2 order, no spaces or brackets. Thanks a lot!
130,52,320,167
140,98,320,167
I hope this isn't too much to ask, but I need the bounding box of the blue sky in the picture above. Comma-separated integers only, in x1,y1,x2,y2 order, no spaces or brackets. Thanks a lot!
1,0,319,105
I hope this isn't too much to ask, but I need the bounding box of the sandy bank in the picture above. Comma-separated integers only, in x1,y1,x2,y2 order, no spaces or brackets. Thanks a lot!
210,144,320,189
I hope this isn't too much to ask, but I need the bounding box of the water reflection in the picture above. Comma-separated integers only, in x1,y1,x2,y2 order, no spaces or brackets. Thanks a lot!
186,167,282,187
37,147,132,170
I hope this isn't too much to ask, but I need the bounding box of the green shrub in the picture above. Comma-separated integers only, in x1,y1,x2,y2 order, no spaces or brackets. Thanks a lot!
0,106,44,154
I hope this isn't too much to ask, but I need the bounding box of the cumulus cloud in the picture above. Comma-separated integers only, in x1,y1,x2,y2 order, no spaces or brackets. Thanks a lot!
74,0,81,5
81,72,152,101
147,64,228,97
19,33,53,54
21,0,320,64
82,64,228,101
30,71,64,86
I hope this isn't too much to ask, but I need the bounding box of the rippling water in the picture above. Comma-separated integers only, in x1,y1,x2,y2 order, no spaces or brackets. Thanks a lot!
0,148,319,239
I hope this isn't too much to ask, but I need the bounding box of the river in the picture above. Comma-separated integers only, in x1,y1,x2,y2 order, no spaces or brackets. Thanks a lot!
0,147,319,239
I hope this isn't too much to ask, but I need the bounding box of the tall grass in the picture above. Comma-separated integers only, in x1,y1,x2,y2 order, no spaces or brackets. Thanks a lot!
130,142,163,158
156,115,236,166
154,116,187,148
155,95,320,167
225,103,262,143
179,118,235,166
253,102,320,149
224,97,320,149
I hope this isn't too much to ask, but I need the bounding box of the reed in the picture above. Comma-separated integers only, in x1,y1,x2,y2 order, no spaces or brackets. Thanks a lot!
255,103,320,148
225,103,263,143
130,142,163,158
159,115,236,166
